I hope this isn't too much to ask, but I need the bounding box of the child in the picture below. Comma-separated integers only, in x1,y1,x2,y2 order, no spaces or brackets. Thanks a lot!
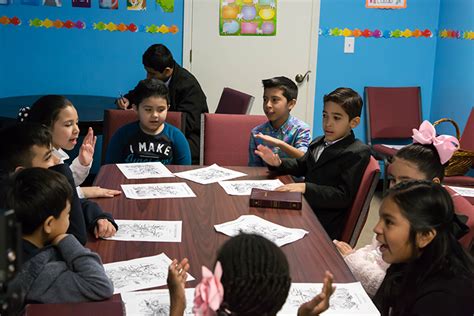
334,121,474,296
4,168,113,313
372,181,474,315
167,233,335,316
117,44,208,165
25,95,121,199
248,76,311,166
106,78,191,165
0,123,117,244
255,87,370,239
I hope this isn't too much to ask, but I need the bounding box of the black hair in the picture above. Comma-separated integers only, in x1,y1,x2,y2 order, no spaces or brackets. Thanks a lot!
5,167,73,235
373,180,474,316
28,95,73,128
392,143,445,181
142,44,175,73
0,123,52,175
130,78,170,107
262,76,298,102
323,87,362,120
215,233,291,316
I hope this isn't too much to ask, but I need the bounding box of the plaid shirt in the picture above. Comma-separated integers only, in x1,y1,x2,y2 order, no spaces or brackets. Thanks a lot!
248,115,311,166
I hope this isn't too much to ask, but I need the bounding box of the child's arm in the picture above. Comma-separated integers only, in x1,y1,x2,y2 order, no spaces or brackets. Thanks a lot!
81,199,118,238
80,186,122,199
167,258,190,316
248,132,264,166
297,271,335,316
172,128,192,165
69,127,96,186
255,133,306,158
27,234,113,303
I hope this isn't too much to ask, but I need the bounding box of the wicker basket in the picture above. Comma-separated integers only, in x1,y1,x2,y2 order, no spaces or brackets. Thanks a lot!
433,118,474,176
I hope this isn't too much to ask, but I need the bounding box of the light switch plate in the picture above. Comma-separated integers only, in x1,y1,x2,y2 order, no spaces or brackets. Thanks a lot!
344,37,355,53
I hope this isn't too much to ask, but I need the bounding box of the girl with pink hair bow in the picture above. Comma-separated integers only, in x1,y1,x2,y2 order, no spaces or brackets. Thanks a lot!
167,233,335,316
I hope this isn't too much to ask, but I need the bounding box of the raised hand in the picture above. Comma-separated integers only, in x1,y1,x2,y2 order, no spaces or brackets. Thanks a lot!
297,271,335,316
78,127,97,166
254,144,282,167
168,258,190,316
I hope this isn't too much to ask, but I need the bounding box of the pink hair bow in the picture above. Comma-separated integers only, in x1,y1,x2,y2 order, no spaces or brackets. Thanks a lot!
412,120,459,164
193,261,224,316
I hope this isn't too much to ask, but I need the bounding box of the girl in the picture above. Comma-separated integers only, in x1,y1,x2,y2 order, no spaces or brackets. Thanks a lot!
334,120,474,296
25,95,121,199
373,180,474,315
168,233,335,316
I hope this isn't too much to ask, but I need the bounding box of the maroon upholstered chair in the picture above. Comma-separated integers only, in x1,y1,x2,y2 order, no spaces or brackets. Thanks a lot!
215,87,255,115
101,109,186,164
365,87,422,190
200,113,267,166
443,107,474,186
340,156,381,247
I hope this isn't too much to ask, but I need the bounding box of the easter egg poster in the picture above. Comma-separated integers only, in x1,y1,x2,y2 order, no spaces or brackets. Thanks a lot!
220,0,277,36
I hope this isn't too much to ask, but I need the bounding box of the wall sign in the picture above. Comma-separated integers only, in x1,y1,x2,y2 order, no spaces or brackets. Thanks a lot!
366,0,406,9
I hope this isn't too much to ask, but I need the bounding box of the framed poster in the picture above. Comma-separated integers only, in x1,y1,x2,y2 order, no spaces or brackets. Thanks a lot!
366,0,406,9
220,0,277,36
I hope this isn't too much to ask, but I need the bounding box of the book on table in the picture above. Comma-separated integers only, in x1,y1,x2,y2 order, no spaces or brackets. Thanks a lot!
249,188,302,210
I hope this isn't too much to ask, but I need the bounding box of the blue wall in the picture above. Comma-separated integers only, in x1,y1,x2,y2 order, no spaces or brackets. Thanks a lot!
430,0,474,137
0,0,184,98
314,0,440,142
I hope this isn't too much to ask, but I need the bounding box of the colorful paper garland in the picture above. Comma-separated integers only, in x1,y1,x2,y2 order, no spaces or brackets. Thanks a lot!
0,16,21,26
29,18,85,29
321,28,433,38
439,29,474,40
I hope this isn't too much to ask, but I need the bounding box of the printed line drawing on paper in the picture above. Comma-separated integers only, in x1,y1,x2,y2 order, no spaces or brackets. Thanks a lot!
122,288,195,316
105,220,182,242
116,162,174,179
121,182,196,199
174,164,247,184
219,179,284,195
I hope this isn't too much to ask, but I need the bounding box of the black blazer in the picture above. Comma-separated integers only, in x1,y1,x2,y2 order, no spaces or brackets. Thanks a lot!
125,62,208,164
273,131,370,239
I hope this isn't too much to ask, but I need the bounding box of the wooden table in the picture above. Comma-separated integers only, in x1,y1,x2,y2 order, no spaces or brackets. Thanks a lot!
88,164,355,285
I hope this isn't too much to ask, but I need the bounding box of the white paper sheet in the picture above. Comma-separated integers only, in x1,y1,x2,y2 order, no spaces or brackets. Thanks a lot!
218,179,284,196
116,162,175,179
448,185,474,197
380,144,406,150
214,215,308,247
104,220,182,242
278,282,380,316
103,253,195,294
121,288,195,315
121,183,196,199
173,164,247,184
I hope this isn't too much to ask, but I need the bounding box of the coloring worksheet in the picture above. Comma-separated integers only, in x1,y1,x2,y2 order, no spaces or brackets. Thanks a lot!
104,220,182,242
121,183,196,199
278,282,380,316
448,185,474,197
122,288,195,315
219,179,284,196
214,215,308,247
103,253,195,294
116,162,174,179
174,164,247,184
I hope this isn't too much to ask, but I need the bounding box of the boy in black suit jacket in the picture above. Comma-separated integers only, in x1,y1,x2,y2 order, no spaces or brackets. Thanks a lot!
255,88,370,239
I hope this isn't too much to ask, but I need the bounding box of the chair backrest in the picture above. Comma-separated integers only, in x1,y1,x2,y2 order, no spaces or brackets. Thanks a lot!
101,109,186,164
200,113,267,166
460,107,474,151
365,87,422,145
340,156,381,247
215,87,255,115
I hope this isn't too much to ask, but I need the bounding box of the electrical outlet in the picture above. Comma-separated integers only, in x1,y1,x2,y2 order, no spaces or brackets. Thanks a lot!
344,37,355,53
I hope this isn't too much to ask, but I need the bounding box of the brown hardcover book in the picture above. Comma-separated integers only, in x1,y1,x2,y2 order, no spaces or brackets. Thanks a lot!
249,188,302,210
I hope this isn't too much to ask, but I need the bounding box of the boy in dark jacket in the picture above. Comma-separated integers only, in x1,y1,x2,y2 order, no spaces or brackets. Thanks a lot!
255,88,370,239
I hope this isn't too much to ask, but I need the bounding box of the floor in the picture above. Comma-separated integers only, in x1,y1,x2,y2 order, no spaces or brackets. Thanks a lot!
355,190,383,249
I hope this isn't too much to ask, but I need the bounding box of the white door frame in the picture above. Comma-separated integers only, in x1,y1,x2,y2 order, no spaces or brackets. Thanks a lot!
182,0,321,131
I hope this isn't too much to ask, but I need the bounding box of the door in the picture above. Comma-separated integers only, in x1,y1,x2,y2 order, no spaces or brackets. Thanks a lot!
183,0,320,130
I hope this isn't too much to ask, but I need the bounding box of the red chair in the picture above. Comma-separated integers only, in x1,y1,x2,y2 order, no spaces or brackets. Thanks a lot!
101,109,186,164
340,156,381,247
215,87,255,115
200,113,267,166
365,87,422,190
443,107,474,186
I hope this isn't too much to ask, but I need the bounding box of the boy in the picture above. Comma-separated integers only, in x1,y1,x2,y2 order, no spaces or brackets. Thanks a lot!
106,78,191,165
255,88,370,239
117,44,208,164
248,76,311,166
4,168,113,312
0,123,117,245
